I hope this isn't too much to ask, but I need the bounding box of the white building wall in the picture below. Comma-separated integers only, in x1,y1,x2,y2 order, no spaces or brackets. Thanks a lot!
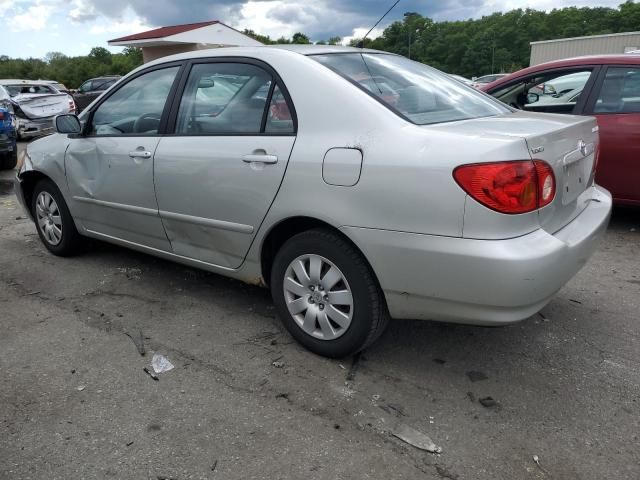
530,32,640,65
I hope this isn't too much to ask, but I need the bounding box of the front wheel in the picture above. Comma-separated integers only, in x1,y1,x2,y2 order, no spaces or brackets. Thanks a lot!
271,229,389,358
31,179,82,256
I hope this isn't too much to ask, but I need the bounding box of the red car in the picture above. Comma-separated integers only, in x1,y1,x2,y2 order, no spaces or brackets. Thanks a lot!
482,55,640,205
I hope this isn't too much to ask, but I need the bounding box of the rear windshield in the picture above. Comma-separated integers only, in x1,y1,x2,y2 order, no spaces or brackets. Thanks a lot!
311,53,509,125
5,84,57,96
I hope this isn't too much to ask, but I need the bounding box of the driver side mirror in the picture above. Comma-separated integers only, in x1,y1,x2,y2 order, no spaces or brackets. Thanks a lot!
55,114,82,135
527,92,540,104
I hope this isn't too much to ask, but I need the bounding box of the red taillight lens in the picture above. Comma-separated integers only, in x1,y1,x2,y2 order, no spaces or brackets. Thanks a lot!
453,160,555,214
0,111,4,120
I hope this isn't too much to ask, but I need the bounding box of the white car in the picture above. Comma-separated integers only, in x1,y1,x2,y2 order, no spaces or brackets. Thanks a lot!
0,79,75,139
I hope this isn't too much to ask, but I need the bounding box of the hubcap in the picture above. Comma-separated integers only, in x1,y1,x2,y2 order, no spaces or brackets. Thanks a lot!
283,254,354,340
35,192,62,246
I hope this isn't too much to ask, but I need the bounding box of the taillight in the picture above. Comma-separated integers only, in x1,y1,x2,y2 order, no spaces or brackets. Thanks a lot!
0,111,4,120
68,98,76,113
453,160,556,214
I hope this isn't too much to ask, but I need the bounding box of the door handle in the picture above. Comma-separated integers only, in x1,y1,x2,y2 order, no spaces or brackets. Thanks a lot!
129,150,152,159
242,154,278,164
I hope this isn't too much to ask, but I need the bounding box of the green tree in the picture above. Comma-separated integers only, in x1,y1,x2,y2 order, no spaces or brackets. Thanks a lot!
291,32,311,44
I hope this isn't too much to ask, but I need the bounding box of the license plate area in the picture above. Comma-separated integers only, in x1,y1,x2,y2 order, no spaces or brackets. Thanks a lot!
562,154,592,205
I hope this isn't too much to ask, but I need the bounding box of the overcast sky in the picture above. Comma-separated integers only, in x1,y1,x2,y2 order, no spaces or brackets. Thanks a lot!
0,0,626,58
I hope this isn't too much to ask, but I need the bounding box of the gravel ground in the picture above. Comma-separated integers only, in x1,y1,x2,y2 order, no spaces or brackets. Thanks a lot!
1,141,639,479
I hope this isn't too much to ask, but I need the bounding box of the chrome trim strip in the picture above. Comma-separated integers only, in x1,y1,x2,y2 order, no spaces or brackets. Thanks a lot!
73,196,159,217
159,210,254,234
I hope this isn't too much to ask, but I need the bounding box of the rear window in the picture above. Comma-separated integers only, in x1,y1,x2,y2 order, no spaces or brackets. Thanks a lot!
5,84,57,96
312,53,509,125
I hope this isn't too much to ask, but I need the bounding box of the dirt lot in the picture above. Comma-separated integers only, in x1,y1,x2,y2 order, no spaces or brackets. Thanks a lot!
1,141,639,479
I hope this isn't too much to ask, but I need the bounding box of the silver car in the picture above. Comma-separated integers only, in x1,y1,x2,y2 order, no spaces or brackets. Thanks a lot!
15,46,612,358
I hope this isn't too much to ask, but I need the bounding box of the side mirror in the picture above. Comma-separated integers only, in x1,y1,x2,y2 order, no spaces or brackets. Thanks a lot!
527,92,540,104
55,114,82,135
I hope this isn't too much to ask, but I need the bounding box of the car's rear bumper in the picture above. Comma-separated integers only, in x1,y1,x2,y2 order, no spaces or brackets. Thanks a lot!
342,185,612,325
0,133,16,152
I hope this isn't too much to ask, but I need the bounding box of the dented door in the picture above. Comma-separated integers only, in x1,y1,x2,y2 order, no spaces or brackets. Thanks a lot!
65,137,171,250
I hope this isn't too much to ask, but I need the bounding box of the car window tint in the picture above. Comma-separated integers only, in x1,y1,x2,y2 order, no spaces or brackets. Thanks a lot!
175,63,272,134
492,69,592,112
265,85,294,133
313,53,508,125
594,67,640,114
91,67,179,135
79,80,92,92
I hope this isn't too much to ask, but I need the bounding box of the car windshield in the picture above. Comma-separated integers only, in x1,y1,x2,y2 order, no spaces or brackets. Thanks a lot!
312,53,509,125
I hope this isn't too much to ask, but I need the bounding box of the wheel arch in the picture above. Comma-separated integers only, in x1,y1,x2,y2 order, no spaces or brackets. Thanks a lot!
18,170,56,219
259,216,381,290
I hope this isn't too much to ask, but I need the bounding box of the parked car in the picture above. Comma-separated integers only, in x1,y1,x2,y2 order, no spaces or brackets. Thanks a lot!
0,79,75,140
73,75,121,112
0,106,17,169
15,46,611,357
471,73,508,88
482,55,640,205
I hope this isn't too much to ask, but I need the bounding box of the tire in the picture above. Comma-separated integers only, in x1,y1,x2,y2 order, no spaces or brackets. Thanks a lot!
0,150,17,170
31,179,82,256
271,229,389,358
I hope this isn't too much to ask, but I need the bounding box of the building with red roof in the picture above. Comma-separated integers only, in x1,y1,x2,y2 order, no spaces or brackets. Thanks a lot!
108,20,262,63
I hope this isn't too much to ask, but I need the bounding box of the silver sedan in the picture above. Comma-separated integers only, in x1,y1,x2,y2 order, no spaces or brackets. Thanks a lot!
15,46,611,358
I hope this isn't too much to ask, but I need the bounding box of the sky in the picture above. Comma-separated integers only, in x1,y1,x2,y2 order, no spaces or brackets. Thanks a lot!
0,0,627,58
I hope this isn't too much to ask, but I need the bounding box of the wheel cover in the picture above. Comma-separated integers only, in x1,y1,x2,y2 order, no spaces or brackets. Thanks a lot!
283,254,354,341
35,192,63,246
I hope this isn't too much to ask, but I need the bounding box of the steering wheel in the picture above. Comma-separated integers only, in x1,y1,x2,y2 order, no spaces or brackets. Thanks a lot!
133,112,161,133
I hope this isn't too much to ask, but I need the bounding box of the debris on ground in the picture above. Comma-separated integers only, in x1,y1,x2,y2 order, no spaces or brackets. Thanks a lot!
151,354,174,374
478,396,501,409
466,371,488,382
76,385,86,391
125,330,146,356
392,423,442,453
211,460,218,472
126,441,134,446
143,367,159,381
569,298,582,304
272,360,284,368
117,267,142,280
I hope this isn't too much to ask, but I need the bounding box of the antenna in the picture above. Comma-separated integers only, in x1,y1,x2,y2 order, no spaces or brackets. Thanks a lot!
358,0,402,48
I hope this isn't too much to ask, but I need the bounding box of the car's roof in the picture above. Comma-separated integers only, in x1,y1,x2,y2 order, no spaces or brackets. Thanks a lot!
482,54,640,90
145,44,391,68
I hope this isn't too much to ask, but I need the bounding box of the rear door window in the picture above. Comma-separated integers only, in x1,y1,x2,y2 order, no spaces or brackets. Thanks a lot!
592,67,640,114
175,63,284,134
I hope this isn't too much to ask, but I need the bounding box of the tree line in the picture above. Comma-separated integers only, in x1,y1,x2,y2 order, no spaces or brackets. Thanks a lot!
1,1,639,87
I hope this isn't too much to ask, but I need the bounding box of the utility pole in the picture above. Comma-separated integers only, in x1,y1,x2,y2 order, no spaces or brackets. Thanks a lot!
404,12,417,59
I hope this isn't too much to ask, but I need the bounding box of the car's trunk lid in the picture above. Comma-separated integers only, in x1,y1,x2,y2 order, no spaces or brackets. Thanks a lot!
432,111,598,234
12,93,69,119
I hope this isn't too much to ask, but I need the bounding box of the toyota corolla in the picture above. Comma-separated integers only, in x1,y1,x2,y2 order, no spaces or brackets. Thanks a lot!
15,46,612,357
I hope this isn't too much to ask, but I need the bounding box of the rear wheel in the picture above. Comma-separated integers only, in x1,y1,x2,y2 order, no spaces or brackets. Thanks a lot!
31,179,82,256
0,150,17,170
271,229,389,358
